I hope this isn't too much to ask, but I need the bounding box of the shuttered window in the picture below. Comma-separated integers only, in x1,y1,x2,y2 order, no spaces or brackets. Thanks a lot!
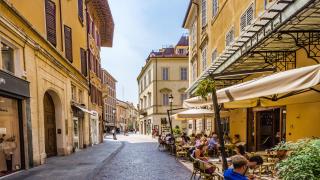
226,28,234,47
78,0,84,23
240,5,254,32
45,0,56,46
64,25,73,62
212,0,218,17
211,49,217,63
80,48,87,76
201,0,207,27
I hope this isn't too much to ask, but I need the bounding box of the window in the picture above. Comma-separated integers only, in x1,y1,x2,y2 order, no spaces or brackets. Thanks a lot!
192,60,197,82
212,0,218,17
201,46,207,71
162,94,169,106
240,5,254,31
64,25,73,62
191,21,197,47
143,75,147,88
144,96,147,108
80,48,87,76
162,67,169,80
226,28,234,47
78,89,83,103
178,49,184,55
71,84,76,101
201,0,207,27
148,93,151,107
211,49,217,63
180,67,188,80
45,0,56,46
180,93,187,105
1,42,14,73
148,70,151,84
78,0,83,23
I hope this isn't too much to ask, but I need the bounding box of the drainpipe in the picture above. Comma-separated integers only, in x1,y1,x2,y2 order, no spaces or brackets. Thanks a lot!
59,0,63,51
192,0,200,77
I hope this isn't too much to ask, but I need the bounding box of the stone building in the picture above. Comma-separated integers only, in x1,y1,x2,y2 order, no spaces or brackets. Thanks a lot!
183,0,320,151
137,36,189,135
86,0,114,144
0,0,113,175
102,69,117,132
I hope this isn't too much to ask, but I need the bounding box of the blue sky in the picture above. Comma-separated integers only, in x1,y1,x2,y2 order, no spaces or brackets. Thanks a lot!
100,0,189,106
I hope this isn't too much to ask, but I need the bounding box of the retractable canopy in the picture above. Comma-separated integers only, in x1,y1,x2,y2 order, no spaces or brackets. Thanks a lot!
172,109,214,120
184,64,320,108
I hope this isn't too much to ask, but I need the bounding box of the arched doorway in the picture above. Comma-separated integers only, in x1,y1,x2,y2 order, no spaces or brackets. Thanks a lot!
43,92,57,157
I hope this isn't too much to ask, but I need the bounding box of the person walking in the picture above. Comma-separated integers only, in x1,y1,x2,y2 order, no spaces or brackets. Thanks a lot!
112,128,117,140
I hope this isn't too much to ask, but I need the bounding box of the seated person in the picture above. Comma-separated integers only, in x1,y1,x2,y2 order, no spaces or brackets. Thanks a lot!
233,134,241,145
235,145,249,159
194,144,215,174
201,134,209,146
224,133,232,144
181,132,190,144
224,155,253,180
248,155,264,169
208,134,218,149
195,134,202,148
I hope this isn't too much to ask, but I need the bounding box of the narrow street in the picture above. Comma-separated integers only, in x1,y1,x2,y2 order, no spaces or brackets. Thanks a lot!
94,135,190,180
4,134,190,180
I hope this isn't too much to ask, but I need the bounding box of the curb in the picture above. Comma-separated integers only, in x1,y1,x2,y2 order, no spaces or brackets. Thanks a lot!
87,141,125,180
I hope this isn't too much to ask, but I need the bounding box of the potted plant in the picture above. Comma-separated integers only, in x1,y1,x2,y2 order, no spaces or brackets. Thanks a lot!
272,141,292,159
276,138,320,180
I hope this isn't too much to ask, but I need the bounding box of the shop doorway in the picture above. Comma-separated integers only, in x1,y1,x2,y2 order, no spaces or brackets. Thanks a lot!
43,92,57,157
247,107,286,151
73,117,79,150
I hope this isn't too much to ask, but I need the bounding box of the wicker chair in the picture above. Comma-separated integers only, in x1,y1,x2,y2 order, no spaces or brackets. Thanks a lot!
190,155,201,180
198,160,223,180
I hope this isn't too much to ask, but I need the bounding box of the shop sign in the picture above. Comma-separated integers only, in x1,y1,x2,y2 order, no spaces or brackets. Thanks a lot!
0,70,30,97
0,128,6,134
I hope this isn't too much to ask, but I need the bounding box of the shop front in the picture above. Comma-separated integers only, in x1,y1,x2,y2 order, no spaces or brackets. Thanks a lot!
71,104,85,151
0,70,29,176
90,111,99,145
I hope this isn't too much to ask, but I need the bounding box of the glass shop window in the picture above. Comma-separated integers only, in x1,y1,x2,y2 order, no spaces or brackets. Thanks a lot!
1,42,14,74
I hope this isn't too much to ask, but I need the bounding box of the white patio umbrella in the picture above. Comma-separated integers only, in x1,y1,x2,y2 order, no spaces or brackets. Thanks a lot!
183,64,320,108
172,108,214,120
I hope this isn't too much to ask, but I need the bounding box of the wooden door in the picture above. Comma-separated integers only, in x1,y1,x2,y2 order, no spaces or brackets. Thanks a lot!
256,109,280,151
44,93,57,157
247,108,255,152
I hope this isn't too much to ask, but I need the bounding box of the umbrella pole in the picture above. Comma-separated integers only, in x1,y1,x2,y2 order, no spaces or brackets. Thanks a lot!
211,90,228,171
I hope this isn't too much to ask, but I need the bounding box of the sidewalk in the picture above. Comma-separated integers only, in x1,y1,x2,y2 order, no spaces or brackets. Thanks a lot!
4,138,123,180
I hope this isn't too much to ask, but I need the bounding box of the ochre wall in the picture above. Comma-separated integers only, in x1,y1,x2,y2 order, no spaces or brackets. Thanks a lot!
229,109,247,142
286,101,320,141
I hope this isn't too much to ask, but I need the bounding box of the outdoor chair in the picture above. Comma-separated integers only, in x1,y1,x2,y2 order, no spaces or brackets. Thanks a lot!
175,145,188,160
158,138,166,151
198,160,222,180
190,155,201,180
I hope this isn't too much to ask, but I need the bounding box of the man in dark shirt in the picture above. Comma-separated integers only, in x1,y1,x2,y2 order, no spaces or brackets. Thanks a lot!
224,155,250,180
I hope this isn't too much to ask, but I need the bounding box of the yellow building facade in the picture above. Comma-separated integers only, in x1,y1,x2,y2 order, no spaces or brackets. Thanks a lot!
183,0,320,151
137,36,190,135
0,0,113,173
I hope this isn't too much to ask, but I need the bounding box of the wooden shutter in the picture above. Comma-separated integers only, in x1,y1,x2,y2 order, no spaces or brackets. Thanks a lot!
45,0,56,46
64,25,73,62
86,11,91,33
80,48,87,76
78,0,83,23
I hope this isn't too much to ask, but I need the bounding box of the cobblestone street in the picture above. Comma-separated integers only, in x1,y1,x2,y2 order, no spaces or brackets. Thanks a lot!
4,134,190,180
94,134,190,180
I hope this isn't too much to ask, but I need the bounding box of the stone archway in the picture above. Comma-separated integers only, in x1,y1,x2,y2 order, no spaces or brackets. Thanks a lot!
43,92,57,157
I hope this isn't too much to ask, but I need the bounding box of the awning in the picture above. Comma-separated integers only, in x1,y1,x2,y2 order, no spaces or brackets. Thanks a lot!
72,104,94,115
184,64,320,108
172,108,230,120
172,109,214,120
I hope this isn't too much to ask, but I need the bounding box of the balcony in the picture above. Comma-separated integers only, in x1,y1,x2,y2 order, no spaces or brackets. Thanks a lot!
139,109,147,117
